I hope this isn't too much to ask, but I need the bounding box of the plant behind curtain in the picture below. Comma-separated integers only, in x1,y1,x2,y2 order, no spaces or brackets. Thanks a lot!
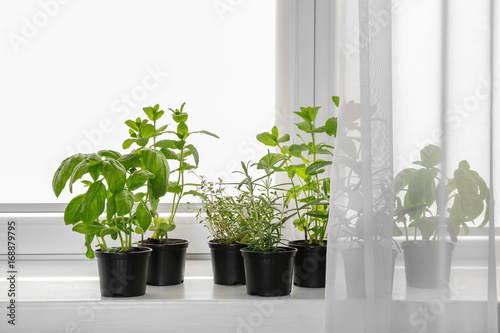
325,0,498,332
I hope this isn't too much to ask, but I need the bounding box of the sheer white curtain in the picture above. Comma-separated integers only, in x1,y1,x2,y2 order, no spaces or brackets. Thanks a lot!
325,0,498,332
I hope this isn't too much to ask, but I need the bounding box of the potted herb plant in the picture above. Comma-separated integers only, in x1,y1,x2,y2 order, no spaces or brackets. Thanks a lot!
255,96,339,288
133,103,219,286
196,177,250,285
394,144,489,288
232,158,297,297
324,100,398,298
52,148,163,297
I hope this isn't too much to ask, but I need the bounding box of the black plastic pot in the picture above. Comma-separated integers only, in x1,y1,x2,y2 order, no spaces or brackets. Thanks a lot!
95,247,152,297
401,241,455,288
138,239,189,286
341,247,398,298
240,247,297,297
209,240,247,285
288,240,327,288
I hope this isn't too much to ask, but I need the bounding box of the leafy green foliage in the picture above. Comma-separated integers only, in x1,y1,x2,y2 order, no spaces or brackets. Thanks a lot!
196,177,250,244
123,102,219,242
255,97,340,244
394,144,489,243
229,161,294,252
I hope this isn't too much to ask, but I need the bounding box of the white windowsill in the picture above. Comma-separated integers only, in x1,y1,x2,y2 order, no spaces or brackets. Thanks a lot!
0,260,325,333
1,258,499,332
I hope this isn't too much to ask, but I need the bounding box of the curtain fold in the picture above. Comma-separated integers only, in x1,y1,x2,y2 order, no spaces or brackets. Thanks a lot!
325,0,498,332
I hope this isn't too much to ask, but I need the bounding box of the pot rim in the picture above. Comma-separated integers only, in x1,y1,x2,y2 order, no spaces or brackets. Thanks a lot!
400,240,456,248
95,247,152,256
288,240,328,248
240,246,298,254
138,238,189,246
208,240,248,249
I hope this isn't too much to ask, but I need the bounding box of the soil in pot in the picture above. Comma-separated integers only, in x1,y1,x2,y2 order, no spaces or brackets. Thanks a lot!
341,247,398,298
241,247,297,297
96,247,152,297
401,241,455,288
289,240,327,288
209,240,246,285
138,238,189,286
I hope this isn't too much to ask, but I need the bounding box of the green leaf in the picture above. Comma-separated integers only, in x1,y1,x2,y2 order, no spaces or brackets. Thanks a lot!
190,130,220,139
173,113,188,123
161,148,181,161
100,227,119,238
276,134,290,144
106,195,116,221
294,111,311,123
88,164,102,181
332,96,340,107
258,153,286,170
117,152,141,169
155,140,177,149
134,192,146,201
308,106,321,121
409,217,436,241
296,166,310,180
73,222,104,236
64,194,84,225
123,138,135,149
126,170,155,191
69,160,90,192
312,126,326,133
98,150,121,159
177,122,188,136
141,148,170,199
325,117,338,136
101,159,126,193
256,132,276,146
416,144,441,168
140,124,155,138
394,168,416,194
295,121,313,133
156,124,168,133
184,190,204,197
167,184,182,194
316,148,334,156
135,137,149,147
458,160,470,171
143,106,155,121
125,120,140,132
271,126,278,138
306,211,329,219
114,189,134,216
148,185,159,211
81,181,107,223
407,169,434,206
454,168,483,219
305,160,332,176
289,144,308,157
295,106,321,122
84,235,95,259
52,154,87,197
136,201,152,231
153,110,165,121
185,144,199,166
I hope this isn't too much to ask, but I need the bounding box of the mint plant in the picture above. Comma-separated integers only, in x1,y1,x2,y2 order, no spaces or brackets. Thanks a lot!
394,144,490,243
125,103,219,243
256,96,339,244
